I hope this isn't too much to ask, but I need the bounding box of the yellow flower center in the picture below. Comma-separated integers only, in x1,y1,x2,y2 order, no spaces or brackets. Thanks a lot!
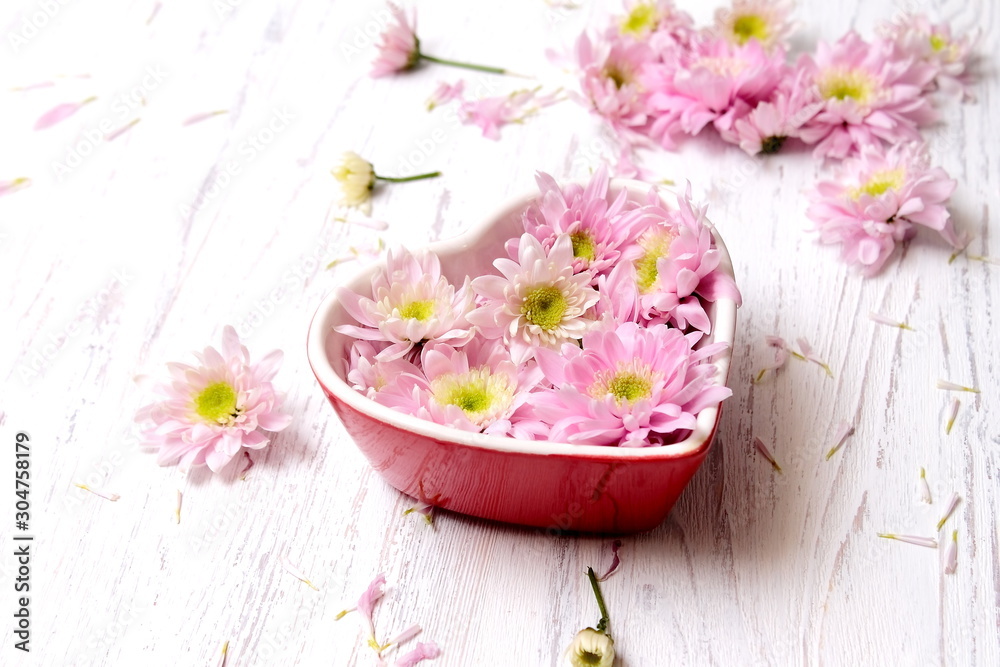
621,3,658,36
929,34,947,52
194,381,239,423
590,361,656,405
731,14,769,44
635,229,675,293
570,231,597,262
522,285,568,331
850,168,906,199
398,299,435,321
430,368,514,425
579,650,604,665
817,67,878,103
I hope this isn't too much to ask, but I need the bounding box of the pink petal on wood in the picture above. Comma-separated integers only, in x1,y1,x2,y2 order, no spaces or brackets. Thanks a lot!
0,177,31,197
34,96,97,130
182,110,228,126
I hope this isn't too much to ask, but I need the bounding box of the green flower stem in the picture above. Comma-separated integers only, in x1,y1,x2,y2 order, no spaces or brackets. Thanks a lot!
419,52,507,75
373,171,441,183
587,567,611,634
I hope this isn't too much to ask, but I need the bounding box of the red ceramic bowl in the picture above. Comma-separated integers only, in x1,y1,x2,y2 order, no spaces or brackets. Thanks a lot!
307,180,738,533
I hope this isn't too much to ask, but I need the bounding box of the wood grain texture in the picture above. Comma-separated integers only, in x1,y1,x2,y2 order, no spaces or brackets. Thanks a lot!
0,0,997,665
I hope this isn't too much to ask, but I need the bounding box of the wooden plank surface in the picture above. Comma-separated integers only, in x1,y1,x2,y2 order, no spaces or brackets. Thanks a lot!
0,0,997,665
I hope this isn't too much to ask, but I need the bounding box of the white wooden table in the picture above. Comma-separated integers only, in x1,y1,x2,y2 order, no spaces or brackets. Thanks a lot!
1,0,997,664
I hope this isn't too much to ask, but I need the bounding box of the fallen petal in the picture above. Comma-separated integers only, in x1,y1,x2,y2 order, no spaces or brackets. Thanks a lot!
0,177,31,197
106,118,141,142
280,555,319,591
878,533,938,548
824,420,855,460
240,451,255,480
597,540,622,582
175,489,183,524
74,482,120,501
944,531,958,574
216,639,229,667
868,311,915,330
34,96,97,130
753,437,782,474
936,493,960,531
945,398,961,435
936,379,979,393
395,641,442,667
919,467,932,504
182,109,228,126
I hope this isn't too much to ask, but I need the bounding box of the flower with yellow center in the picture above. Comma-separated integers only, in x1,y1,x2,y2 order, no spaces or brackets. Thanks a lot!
849,167,906,200
469,233,601,364
621,2,660,37
634,227,676,293
817,67,879,103
429,367,516,428
332,151,440,214
714,0,795,50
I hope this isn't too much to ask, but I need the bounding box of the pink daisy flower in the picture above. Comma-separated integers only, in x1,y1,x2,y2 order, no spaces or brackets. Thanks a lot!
533,322,731,447
712,0,796,52
336,247,475,361
517,165,652,279
574,30,655,140
371,3,420,78
627,187,742,332
806,142,964,275
733,68,823,154
346,340,422,399
796,32,938,160
468,233,601,364
879,14,977,101
135,326,292,472
641,34,786,148
374,338,546,438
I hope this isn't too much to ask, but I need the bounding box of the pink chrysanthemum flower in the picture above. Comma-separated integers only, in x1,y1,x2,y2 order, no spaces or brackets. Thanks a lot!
336,247,475,361
468,234,601,364
574,30,655,140
135,326,292,472
371,3,420,78
734,68,823,154
374,338,546,438
533,322,731,447
346,340,422,399
712,0,796,52
797,32,938,160
517,165,652,279
627,187,742,332
641,35,786,148
806,142,964,276
879,14,976,101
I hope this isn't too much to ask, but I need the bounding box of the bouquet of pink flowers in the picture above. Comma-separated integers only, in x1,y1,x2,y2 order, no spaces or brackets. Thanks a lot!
336,167,742,447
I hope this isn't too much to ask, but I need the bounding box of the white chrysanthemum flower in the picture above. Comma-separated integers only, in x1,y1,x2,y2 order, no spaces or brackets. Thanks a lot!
469,233,601,364
332,151,375,211
563,628,615,667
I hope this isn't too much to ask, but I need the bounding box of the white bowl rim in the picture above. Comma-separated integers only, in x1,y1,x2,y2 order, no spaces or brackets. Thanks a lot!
307,179,738,461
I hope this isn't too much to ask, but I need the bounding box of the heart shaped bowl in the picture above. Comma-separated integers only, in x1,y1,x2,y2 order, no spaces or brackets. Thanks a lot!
307,179,738,534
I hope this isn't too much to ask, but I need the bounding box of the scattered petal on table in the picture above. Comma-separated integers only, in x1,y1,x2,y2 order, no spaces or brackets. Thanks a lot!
107,118,141,142
597,540,622,582
0,177,31,197
868,311,914,330
919,467,933,504
753,437,782,474
74,483,120,501
182,109,228,126
878,533,938,549
936,493,960,531
280,555,320,591
945,398,961,435
944,531,958,574
936,379,979,393
824,420,855,460
34,96,97,130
